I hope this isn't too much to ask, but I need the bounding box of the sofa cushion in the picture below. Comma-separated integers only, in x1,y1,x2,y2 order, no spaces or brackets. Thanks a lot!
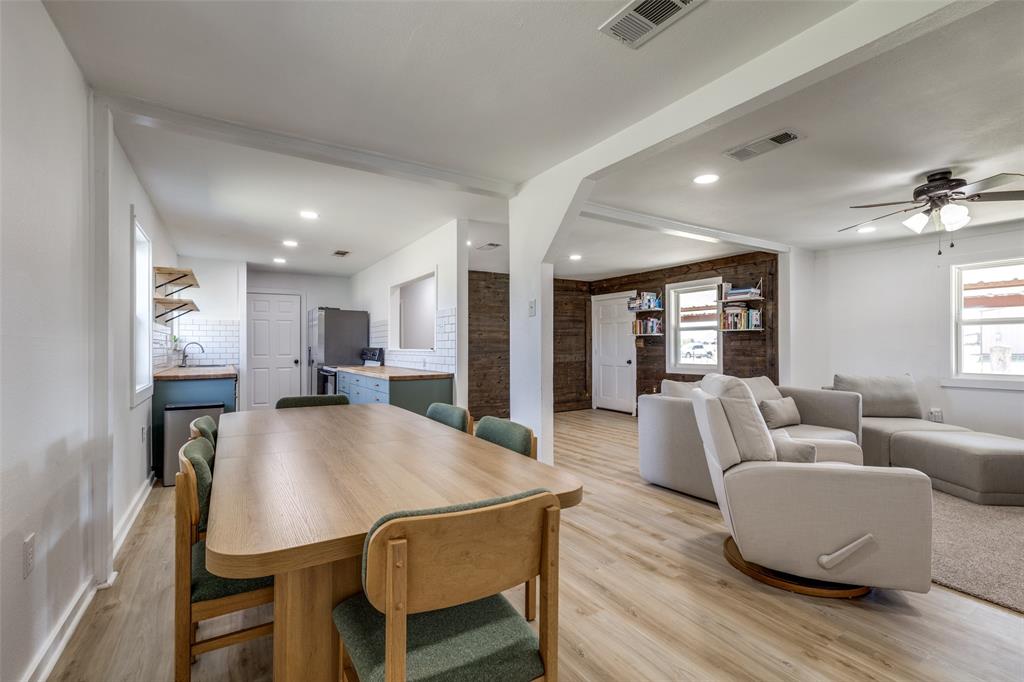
661,379,700,398
701,375,776,463
779,423,857,444
891,431,1024,505
741,376,783,404
833,374,922,418
759,396,800,429
860,417,969,467
771,431,816,463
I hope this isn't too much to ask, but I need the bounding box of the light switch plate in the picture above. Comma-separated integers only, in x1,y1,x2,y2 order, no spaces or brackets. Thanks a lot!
23,533,35,579
528,299,537,317
928,408,943,423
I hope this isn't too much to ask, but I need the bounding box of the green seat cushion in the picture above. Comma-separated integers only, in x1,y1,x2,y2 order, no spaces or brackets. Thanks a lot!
333,592,544,682
182,438,215,530
425,402,469,432
275,394,350,409
192,414,218,447
191,540,273,603
475,416,532,457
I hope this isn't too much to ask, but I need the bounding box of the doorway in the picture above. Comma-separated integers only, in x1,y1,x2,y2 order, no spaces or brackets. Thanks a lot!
591,291,637,414
247,292,301,408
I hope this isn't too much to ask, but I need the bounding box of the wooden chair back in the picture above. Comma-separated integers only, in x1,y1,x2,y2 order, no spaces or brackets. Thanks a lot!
177,448,201,542
363,490,560,681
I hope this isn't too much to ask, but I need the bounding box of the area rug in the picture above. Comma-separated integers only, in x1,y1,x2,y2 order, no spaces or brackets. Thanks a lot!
931,490,1024,613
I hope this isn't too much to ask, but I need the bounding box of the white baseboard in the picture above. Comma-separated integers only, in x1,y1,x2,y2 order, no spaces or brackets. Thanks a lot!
113,473,154,559
21,578,95,682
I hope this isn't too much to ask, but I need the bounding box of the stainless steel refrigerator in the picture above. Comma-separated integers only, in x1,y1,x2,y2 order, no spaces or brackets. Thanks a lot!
308,307,369,394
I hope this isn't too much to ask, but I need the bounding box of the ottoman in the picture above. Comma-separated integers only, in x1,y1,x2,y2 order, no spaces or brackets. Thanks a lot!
891,431,1024,505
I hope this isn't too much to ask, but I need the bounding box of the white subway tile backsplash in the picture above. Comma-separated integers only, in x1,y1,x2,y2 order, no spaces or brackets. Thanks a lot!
175,318,240,367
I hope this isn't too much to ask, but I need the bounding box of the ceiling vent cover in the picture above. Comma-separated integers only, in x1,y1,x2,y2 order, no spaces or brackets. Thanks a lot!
724,129,801,162
475,242,502,251
332,250,350,257
599,0,705,49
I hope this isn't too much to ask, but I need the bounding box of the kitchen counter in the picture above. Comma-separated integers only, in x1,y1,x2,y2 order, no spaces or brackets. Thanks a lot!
154,365,238,381
329,365,454,382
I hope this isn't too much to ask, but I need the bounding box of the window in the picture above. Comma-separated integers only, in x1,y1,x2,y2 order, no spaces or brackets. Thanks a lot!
666,276,722,375
953,258,1024,378
391,273,436,350
131,212,153,405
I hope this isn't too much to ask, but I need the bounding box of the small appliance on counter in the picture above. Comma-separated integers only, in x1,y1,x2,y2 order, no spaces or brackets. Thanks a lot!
361,347,384,366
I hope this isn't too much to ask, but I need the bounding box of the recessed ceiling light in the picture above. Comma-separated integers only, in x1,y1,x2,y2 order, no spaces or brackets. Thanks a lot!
299,210,319,220
569,254,582,261
282,239,298,247
466,240,472,247
693,174,719,185
857,225,877,234
273,257,286,264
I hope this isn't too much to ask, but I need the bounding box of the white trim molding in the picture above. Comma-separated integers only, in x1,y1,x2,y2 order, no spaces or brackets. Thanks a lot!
21,580,96,682
113,474,155,559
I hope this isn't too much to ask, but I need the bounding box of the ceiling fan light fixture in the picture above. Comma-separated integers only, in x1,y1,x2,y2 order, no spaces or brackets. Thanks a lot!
939,202,969,224
902,212,929,234
944,215,971,232
856,225,877,234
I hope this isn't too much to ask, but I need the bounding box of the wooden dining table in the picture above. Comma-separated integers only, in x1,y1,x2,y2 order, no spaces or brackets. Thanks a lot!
206,403,584,682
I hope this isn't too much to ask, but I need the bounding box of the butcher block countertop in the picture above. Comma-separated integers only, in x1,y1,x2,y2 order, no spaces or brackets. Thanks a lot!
154,365,238,381
330,365,454,381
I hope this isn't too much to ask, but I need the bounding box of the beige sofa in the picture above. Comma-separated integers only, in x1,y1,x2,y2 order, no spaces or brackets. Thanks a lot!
639,376,862,502
830,374,1024,505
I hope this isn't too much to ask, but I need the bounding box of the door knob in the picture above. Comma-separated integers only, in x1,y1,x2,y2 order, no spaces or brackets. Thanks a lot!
293,358,299,365
626,359,632,365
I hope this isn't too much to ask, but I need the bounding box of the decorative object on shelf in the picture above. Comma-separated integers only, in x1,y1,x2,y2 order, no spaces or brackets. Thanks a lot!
627,291,663,312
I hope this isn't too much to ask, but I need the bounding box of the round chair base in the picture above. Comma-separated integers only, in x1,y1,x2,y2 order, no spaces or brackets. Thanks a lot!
723,537,871,599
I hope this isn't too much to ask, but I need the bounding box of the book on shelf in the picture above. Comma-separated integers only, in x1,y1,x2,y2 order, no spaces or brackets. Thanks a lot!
719,277,763,301
632,317,663,335
627,291,663,312
719,302,762,330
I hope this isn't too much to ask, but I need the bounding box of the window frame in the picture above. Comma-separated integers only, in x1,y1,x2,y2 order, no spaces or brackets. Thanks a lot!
389,270,437,351
131,207,154,406
951,257,1024,383
665,276,723,376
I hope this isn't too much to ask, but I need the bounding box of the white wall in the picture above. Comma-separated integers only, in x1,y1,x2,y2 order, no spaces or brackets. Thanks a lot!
0,3,94,680
107,129,177,554
812,224,1024,437
178,256,246,321
246,268,352,395
350,219,469,405
777,246,819,387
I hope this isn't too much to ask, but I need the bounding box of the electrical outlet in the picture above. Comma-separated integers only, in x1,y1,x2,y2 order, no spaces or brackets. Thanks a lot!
528,299,537,317
23,533,35,579
928,408,944,423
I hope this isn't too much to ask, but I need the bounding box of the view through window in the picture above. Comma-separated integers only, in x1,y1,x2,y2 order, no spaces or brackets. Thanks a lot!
666,277,722,375
954,259,1024,377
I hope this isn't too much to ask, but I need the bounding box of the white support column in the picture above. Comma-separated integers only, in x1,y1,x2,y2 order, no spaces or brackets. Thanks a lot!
455,219,470,409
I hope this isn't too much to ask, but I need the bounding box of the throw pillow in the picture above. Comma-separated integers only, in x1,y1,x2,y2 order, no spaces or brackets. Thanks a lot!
771,431,817,463
661,379,700,398
741,376,783,404
759,396,801,429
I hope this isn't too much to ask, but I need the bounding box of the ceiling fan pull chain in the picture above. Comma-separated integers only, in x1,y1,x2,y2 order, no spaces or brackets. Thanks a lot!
937,231,943,256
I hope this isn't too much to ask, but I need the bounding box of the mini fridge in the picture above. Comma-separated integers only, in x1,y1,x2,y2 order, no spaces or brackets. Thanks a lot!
163,402,224,485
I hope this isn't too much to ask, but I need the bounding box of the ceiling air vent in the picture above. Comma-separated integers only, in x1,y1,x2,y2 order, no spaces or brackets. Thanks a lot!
599,0,705,49
724,129,801,162
332,250,350,257
475,242,502,251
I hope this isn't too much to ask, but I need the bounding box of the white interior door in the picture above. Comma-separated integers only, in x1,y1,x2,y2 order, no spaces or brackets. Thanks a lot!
247,293,301,409
592,292,637,414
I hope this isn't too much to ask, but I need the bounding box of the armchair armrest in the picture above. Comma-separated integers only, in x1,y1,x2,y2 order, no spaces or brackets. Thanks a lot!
637,394,716,502
779,386,862,443
722,461,931,592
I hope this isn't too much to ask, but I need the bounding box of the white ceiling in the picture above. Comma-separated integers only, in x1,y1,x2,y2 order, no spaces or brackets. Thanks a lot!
46,0,849,183
590,1,1024,250
114,120,506,275
547,216,748,281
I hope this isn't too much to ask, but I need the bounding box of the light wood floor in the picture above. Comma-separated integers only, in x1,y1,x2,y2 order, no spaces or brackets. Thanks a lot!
50,409,1023,681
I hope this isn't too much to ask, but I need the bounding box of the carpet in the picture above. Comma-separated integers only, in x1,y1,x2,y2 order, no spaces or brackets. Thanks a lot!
931,490,1024,613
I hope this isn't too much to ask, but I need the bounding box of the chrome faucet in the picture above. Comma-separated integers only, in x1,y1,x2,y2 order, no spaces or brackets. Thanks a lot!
180,342,205,367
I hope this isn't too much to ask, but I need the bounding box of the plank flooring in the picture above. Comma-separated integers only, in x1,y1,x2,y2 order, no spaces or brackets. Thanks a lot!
49,409,1023,681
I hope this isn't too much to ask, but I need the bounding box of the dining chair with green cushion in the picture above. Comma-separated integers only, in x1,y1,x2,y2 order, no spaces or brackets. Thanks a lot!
189,415,218,447
275,394,350,409
425,402,474,433
332,489,561,682
175,439,273,682
476,416,538,459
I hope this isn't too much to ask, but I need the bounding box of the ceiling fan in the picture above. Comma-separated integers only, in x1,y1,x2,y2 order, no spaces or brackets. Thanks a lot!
839,169,1024,234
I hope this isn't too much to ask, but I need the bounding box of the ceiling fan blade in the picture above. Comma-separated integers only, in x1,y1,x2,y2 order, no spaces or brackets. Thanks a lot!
837,205,928,232
849,200,922,209
960,173,1024,195
965,190,1024,202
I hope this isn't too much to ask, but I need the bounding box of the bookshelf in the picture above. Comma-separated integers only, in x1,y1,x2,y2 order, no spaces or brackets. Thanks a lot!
717,279,765,332
628,291,664,336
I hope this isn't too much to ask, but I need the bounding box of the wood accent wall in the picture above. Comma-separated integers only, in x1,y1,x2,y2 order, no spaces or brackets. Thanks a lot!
553,279,592,412
587,251,779,399
467,271,510,418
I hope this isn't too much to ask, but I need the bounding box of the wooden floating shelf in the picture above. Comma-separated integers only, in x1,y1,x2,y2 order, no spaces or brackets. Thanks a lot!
634,333,664,337
154,297,199,323
154,266,199,297
718,297,764,303
720,328,764,333
628,307,664,313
